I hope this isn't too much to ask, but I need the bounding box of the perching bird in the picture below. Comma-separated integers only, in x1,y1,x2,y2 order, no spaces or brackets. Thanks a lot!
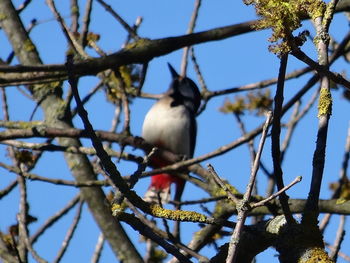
142,63,201,205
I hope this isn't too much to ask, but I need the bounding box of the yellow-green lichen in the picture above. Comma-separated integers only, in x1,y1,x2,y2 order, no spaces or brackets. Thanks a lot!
220,97,246,115
119,65,133,89
149,204,208,223
301,0,326,20
32,81,62,100
317,88,332,117
111,203,127,215
247,89,273,114
245,0,326,55
67,159,81,171
0,120,43,129
211,183,240,198
249,0,303,54
323,1,337,30
0,13,7,21
71,6,79,15
220,90,272,116
23,38,36,52
147,249,167,263
298,247,333,263
105,66,138,104
123,38,152,50
275,220,330,263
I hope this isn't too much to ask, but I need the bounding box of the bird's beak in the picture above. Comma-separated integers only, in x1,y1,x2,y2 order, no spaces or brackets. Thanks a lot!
167,63,179,79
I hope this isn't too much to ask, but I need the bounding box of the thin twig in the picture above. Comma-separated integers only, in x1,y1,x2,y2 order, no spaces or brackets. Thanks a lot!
124,16,143,47
325,243,350,261
181,0,201,77
174,195,226,206
30,194,80,244
46,0,87,58
0,180,17,199
80,0,93,47
271,54,294,224
96,0,139,40
319,213,332,233
281,88,319,162
340,122,350,181
0,139,141,163
205,67,311,100
136,62,148,95
190,47,207,92
17,176,48,263
234,113,259,197
70,0,79,33
0,161,110,187
226,112,272,263
109,103,122,133
291,47,350,89
280,101,300,163
71,80,104,117
91,233,105,263
1,87,9,120
329,215,346,261
17,0,32,13
251,176,302,208
121,86,131,134
207,164,240,204
129,147,158,188
53,201,84,263
88,40,107,56
17,174,28,263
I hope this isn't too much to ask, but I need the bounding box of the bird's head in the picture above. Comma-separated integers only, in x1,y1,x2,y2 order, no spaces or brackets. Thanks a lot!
167,63,201,114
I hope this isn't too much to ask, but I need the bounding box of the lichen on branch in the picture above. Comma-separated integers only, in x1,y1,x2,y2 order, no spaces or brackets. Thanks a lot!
149,204,209,223
244,0,326,55
317,87,332,117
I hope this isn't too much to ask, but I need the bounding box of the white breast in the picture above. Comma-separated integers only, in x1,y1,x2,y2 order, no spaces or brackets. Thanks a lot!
142,97,191,156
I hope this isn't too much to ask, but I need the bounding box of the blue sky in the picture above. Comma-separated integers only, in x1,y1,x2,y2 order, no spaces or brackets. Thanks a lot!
1,0,350,262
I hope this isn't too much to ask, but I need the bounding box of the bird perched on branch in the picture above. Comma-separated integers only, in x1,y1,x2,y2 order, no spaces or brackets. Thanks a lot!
142,63,201,205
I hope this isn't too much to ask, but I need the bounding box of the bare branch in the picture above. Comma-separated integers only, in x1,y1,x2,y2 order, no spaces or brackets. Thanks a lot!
207,163,240,204
18,175,48,263
80,0,93,47
91,233,104,263
329,215,346,261
271,54,294,224
95,0,139,40
303,16,332,224
226,112,272,263
45,0,87,58
181,0,201,77
0,180,17,200
70,0,79,33
53,201,84,263
31,195,81,244
251,176,302,209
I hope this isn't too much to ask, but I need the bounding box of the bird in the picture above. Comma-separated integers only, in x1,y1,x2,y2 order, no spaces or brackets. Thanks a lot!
142,63,201,206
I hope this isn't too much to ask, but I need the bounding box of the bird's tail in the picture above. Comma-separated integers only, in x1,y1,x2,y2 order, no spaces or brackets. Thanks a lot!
143,173,172,204
143,173,185,205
